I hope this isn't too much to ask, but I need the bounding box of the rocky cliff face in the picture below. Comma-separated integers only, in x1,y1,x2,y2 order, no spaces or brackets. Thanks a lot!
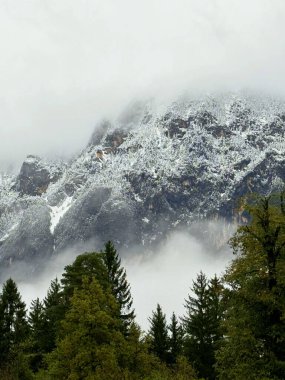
14,155,62,196
1,92,285,279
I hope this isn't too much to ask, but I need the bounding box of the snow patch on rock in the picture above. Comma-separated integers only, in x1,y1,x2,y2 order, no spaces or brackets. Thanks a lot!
49,196,73,234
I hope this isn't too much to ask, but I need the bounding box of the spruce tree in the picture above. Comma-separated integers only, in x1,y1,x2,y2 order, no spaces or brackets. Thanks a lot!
148,303,169,362
102,241,135,331
208,275,223,345
27,298,45,372
42,278,65,353
0,278,30,378
168,312,184,364
183,272,222,380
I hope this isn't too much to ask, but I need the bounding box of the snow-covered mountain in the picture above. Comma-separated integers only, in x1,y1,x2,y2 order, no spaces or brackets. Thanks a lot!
1,92,285,279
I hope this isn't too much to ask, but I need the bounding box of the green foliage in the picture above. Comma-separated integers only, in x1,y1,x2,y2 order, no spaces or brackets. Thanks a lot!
139,356,197,380
102,241,135,331
168,313,184,364
61,251,108,299
0,278,32,379
0,351,33,380
27,298,46,372
0,240,201,379
42,278,65,353
46,276,126,378
45,276,164,379
148,304,169,363
25,279,66,374
207,275,223,345
216,194,285,379
61,241,135,334
183,272,223,379
7,207,285,380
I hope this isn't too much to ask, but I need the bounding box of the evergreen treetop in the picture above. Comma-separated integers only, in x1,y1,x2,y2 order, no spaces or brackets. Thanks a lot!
168,312,184,364
183,271,223,380
148,303,169,363
102,241,135,330
0,278,31,379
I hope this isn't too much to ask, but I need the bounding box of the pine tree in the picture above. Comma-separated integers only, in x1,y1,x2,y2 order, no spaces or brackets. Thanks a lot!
0,278,31,378
148,303,169,362
168,312,184,364
102,241,135,331
183,272,222,380
216,194,285,379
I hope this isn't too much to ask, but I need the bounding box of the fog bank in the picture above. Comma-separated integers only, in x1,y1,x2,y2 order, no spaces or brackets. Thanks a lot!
17,226,233,331
1,0,285,168
125,231,231,330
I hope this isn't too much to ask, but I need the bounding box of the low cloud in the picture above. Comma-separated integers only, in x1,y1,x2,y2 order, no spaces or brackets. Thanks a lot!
15,222,234,331
0,0,285,168
125,229,232,330
17,246,81,309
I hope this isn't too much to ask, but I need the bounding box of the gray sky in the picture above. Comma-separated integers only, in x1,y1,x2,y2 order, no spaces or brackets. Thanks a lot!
1,0,285,168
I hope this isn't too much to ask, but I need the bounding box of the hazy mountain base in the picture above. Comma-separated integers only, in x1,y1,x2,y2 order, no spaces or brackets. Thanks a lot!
0,217,234,283
0,222,233,336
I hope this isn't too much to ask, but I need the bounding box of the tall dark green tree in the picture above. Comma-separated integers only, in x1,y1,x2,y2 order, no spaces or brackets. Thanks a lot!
216,194,285,380
27,298,45,372
0,278,31,379
183,272,222,380
148,303,169,362
168,312,184,364
42,278,65,353
102,241,135,331
208,274,223,346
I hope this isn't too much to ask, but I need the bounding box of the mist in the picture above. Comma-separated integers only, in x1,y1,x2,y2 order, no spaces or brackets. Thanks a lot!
1,0,285,169
125,230,232,330
16,224,233,331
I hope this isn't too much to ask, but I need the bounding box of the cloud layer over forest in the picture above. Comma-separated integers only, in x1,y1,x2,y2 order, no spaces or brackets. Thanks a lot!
17,227,232,330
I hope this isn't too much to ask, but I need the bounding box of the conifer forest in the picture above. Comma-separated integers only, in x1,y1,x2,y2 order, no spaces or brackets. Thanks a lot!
1,193,285,379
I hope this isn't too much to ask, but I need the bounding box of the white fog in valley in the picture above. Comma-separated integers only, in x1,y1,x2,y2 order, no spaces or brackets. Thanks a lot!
125,231,232,330
18,224,234,331
0,0,285,169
